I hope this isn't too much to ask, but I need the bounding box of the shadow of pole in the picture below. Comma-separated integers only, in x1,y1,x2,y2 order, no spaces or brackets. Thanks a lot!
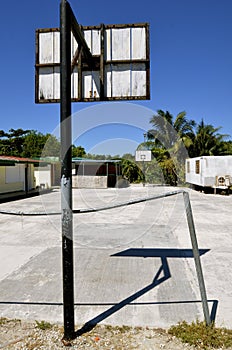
75,256,171,337
210,299,218,323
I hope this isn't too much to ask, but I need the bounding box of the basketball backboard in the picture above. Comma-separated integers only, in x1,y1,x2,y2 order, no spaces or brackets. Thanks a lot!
135,150,153,162
35,23,150,103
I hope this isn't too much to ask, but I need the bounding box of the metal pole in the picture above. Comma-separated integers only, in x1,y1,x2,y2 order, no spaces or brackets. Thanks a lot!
60,0,75,340
143,160,145,186
183,191,211,325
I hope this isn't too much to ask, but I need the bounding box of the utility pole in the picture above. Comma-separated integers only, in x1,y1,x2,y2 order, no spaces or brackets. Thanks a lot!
60,0,75,340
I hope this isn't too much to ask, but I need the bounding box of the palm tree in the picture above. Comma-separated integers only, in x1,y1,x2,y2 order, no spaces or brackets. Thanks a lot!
147,110,195,185
121,158,144,183
148,110,195,151
189,119,229,157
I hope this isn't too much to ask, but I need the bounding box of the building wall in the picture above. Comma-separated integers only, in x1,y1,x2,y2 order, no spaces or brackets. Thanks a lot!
0,164,25,193
0,163,36,194
34,165,51,188
186,156,232,187
72,161,121,188
27,164,36,190
34,163,61,188
72,175,108,189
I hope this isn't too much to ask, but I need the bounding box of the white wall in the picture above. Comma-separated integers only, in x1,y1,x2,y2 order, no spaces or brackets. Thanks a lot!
186,156,232,187
72,175,108,189
5,164,25,184
34,165,51,188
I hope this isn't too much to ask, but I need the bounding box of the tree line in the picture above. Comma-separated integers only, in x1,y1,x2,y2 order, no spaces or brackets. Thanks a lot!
136,110,232,185
0,129,60,158
1,110,231,186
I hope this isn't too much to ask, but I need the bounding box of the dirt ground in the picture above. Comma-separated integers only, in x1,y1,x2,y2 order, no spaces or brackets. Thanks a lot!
0,317,199,349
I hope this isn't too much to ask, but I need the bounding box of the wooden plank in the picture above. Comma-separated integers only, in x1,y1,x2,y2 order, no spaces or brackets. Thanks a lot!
131,63,146,96
82,71,100,98
132,27,146,59
111,64,131,97
39,32,54,64
53,31,60,63
92,30,101,55
71,31,78,59
105,65,112,98
100,24,105,99
105,29,111,61
71,66,78,99
83,71,92,98
38,67,54,100
53,66,60,99
92,71,100,98
111,28,130,60
84,30,92,52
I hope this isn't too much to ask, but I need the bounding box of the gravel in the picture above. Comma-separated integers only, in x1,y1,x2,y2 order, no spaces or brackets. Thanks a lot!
0,318,198,349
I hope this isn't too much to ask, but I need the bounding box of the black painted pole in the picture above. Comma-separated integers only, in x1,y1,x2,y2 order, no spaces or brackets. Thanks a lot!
60,0,75,340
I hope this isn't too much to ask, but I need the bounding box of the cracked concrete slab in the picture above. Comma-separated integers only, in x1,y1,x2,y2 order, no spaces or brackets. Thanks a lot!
0,186,231,329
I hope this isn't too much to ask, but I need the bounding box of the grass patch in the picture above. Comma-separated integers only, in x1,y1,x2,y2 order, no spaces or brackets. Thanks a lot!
35,320,53,330
168,320,232,349
0,317,21,325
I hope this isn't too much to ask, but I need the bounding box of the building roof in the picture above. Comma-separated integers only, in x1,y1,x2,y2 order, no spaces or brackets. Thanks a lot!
72,158,121,164
0,155,48,165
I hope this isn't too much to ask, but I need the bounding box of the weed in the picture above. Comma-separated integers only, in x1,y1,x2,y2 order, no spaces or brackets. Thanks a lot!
168,320,232,349
35,320,53,330
0,317,21,325
0,317,8,325
118,325,131,333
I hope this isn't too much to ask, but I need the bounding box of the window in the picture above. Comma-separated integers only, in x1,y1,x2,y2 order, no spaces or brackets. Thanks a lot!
195,160,200,174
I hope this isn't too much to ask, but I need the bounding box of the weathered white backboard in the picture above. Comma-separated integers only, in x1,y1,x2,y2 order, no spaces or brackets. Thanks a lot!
135,150,153,161
35,23,150,103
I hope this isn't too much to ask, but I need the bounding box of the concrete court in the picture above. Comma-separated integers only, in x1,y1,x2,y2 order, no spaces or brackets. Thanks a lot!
0,185,231,330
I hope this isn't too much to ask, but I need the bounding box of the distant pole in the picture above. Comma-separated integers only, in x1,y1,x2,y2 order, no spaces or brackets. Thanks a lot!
60,0,75,340
141,154,146,187
143,132,147,144
142,133,147,187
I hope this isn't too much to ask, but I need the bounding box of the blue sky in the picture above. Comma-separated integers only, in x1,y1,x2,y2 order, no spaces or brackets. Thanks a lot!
0,0,232,155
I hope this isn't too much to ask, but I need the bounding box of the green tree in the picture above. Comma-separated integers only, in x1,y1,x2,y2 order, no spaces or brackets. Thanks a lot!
0,128,30,156
147,110,195,185
72,145,86,158
41,134,60,158
22,131,60,158
189,119,229,157
121,153,135,161
148,110,195,152
222,140,232,155
0,130,10,155
0,129,61,158
121,158,143,183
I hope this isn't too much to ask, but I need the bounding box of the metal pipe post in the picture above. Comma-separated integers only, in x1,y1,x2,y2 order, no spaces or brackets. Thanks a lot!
183,191,211,325
60,0,75,340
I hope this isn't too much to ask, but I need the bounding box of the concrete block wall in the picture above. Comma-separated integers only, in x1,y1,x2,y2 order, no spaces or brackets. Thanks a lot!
72,175,108,188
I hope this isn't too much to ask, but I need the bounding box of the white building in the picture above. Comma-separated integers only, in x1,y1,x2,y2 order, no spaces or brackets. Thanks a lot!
0,156,37,194
185,155,232,191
